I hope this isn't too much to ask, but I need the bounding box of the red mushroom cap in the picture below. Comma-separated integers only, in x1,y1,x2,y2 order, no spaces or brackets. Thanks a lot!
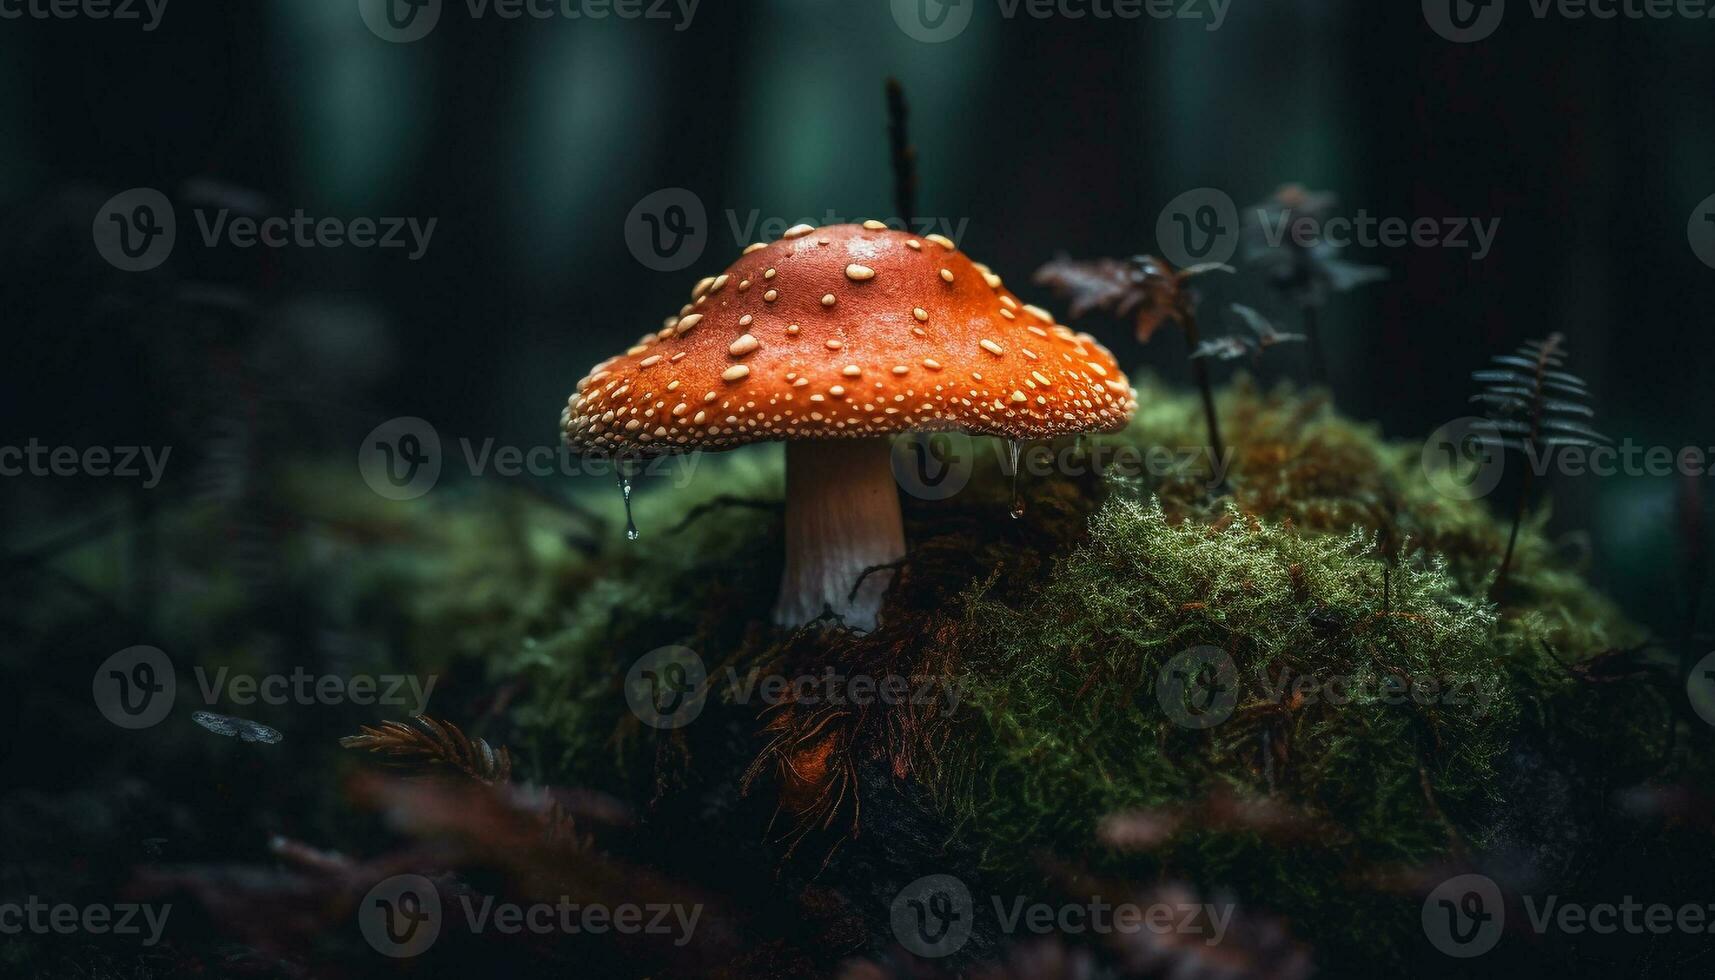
562,223,1137,455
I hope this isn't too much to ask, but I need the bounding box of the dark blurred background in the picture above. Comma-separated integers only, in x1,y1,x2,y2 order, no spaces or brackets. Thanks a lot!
3,0,1714,636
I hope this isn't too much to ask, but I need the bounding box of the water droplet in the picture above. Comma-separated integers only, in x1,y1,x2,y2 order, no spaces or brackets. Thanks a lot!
617,460,639,541
1008,440,1026,519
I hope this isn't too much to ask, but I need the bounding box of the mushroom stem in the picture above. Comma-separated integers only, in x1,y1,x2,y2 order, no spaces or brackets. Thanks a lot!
774,438,905,631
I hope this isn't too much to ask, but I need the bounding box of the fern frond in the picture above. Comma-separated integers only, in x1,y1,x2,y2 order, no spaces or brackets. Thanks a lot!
1472,333,1606,451
1468,332,1607,596
340,715,513,784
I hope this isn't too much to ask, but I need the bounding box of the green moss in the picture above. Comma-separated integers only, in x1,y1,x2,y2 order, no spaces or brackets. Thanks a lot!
497,449,786,788
938,497,1508,852
294,377,1673,967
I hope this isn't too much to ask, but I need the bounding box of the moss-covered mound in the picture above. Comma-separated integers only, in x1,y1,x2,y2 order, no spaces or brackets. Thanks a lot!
144,376,1670,971
14,374,1702,979
468,375,1696,970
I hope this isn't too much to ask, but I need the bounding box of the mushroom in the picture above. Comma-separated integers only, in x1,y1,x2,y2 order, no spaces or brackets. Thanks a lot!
561,223,1137,630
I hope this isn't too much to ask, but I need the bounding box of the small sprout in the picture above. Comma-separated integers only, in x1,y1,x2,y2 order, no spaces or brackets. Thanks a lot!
1242,184,1388,307
1242,184,1388,389
1191,304,1306,363
1035,253,1233,484
1466,332,1609,596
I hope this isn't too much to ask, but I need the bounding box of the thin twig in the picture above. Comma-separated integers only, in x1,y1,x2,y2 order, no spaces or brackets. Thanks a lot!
669,495,783,534
885,77,917,228
1302,304,1328,390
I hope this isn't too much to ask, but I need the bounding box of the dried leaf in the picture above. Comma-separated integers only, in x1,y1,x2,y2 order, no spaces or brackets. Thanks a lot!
1033,253,1224,343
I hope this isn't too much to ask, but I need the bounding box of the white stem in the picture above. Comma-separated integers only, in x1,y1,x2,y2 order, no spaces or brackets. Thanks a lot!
773,438,906,630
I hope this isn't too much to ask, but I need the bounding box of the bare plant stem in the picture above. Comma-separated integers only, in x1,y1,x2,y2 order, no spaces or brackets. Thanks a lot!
1494,468,1534,600
1182,310,1227,487
1303,304,1329,390
1492,339,1558,599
